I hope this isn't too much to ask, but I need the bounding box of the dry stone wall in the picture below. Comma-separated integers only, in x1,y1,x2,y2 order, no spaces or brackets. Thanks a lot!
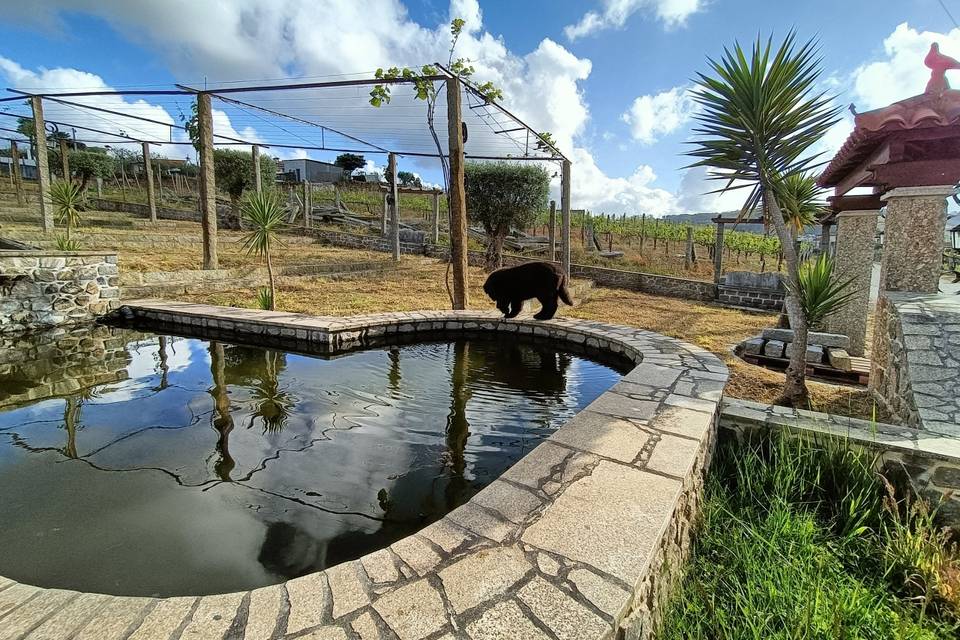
0,251,120,335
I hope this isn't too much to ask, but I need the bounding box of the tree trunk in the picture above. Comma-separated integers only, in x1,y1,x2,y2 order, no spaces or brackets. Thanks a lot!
485,228,506,272
764,190,809,407
266,248,276,311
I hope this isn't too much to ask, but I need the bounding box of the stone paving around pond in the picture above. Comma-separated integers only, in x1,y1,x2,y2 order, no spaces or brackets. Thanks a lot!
0,304,728,640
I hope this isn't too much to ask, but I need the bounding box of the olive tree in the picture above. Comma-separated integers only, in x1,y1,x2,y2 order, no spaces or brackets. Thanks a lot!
69,150,115,191
213,149,277,226
465,161,549,271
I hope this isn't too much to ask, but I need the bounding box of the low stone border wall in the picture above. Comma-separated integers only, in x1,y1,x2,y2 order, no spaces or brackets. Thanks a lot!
308,228,719,303
91,198,237,229
0,301,727,640
0,250,120,335
720,398,960,530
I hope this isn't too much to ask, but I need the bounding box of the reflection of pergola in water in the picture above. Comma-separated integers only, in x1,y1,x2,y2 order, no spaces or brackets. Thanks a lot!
816,44,960,357
1,68,574,307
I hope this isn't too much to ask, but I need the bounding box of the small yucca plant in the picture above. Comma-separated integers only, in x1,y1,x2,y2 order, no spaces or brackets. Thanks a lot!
49,180,84,240
791,253,859,331
255,287,273,311
240,190,287,311
54,234,81,251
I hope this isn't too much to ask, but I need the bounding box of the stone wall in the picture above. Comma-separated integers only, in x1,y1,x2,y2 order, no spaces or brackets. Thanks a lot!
0,251,120,335
91,197,237,228
311,228,719,303
720,398,960,532
871,293,960,435
717,271,785,311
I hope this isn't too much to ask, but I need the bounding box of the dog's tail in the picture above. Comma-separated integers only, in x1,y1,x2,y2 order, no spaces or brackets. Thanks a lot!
558,275,574,306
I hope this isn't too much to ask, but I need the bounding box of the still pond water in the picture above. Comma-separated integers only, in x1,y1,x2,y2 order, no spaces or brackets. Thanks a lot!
0,327,624,596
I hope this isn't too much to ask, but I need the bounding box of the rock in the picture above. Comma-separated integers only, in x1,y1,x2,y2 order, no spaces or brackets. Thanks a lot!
785,342,825,364
827,348,852,371
741,337,764,355
762,328,850,349
763,339,785,358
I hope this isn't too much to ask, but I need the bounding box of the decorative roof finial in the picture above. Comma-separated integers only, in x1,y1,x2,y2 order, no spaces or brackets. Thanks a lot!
925,42,960,94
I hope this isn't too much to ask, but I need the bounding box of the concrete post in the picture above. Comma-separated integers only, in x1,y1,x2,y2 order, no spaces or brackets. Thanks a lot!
561,160,571,279
252,144,262,193
10,141,23,206
95,177,102,198
548,200,557,262
432,191,441,244
824,209,879,356
819,222,833,256
381,192,388,236
302,180,311,228
879,186,955,293
196,92,218,269
30,96,53,232
713,221,725,284
58,138,70,181
142,142,157,224
446,76,469,309
387,153,400,262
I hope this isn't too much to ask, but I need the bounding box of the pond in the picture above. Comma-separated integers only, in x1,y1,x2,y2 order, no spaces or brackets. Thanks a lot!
0,325,626,597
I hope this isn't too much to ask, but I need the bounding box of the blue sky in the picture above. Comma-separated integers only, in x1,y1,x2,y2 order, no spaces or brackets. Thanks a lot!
1,0,958,215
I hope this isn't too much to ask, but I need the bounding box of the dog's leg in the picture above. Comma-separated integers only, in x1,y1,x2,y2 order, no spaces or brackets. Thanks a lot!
505,299,524,318
533,294,558,320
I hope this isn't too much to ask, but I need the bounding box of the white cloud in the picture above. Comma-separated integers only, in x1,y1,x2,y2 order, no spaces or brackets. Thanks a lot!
621,85,695,144
560,147,677,215
852,22,960,111
564,0,704,40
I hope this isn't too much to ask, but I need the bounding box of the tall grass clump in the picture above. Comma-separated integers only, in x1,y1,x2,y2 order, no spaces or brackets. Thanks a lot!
662,432,959,639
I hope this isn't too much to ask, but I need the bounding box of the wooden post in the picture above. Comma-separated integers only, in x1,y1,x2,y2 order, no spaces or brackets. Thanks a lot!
58,138,70,181
196,92,218,269
819,222,832,256
639,213,646,253
432,190,441,244
561,160,571,279
142,142,157,223
548,200,557,262
30,96,53,232
381,192,388,236
252,144,262,193
10,141,23,206
446,76,469,309
387,153,400,262
156,163,164,202
713,221,725,284
96,177,102,198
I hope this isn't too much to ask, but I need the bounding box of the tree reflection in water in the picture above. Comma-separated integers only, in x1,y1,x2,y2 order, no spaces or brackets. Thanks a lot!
208,341,236,482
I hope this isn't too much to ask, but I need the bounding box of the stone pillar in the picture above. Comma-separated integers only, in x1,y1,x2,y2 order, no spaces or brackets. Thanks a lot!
30,96,53,232
142,142,157,223
878,186,955,293
824,209,878,356
196,92,218,269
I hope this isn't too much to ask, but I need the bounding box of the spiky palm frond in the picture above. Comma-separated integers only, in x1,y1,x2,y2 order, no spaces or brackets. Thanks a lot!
255,287,273,311
686,32,842,214
776,172,827,234
240,190,287,258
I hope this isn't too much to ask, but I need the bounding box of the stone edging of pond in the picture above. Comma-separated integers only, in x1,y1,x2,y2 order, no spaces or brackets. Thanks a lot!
0,301,728,640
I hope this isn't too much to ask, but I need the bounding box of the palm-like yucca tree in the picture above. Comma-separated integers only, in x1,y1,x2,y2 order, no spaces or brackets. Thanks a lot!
687,33,842,406
240,190,287,311
49,180,84,240
795,253,859,331
778,172,825,234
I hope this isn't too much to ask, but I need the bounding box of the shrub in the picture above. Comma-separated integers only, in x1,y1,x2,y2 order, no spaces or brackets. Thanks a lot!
49,180,84,240
464,161,549,271
214,149,277,226
793,253,859,330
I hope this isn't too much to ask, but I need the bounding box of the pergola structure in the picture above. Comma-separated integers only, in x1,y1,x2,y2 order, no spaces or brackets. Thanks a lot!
0,68,572,309
817,44,960,356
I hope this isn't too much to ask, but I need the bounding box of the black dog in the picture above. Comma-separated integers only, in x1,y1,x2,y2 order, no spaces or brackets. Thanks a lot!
483,261,573,320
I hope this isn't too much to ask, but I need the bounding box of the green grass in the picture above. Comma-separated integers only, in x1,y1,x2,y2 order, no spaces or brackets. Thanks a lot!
662,434,959,640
